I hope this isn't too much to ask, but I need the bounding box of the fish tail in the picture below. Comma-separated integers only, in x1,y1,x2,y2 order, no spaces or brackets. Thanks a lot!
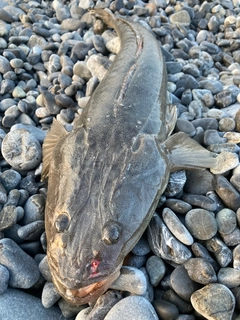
89,9,117,29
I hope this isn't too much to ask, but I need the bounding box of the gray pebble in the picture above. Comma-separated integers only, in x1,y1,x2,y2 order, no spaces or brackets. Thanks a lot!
0,238,40,288
184,258,217,285
206,237,232,268
22,194,45,224
86,54,111,81
183,194,217,211
152,299,179,320
164,199,192,214
58,298,87,319
192,118,219,130
191,284,235,320
109,266,147,296
233,244,240,269
0,182,7,204
164,170,186,197
131,234,151,256
146,255,166,287
170,265,200,302
220,227,240,247
0,289,67,319
70,41,91,61
204,129,227,145
104,296,159,320
170,11,191,27
216,208,237,235
163,289,193,314
185,209,218,240
39,255,52,282
148,213,192,266
162,207,194,245
73,61,92,80
0,265,9,294
0,56,11,74
191,242,219,271
0,205,17,232
0,169,21,192
213,174,240,211
86,290,122,320
218,266,240,289
41,281,61,308
175,119,196,137
184,169,214,195
17,220,45,241
20,174,38,195
1,129,42,170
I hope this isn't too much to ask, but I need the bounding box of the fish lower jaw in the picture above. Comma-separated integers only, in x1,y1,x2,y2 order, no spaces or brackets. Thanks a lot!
54,269,121,305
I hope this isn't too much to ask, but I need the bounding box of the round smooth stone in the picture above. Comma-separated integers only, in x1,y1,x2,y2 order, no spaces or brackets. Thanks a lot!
210,151,239,175
22,194,45,224
175,119,196,137
86,54,111,81
131,234,151,256
58,298,87,319
146,255,166,287
183,194,217,211
216,208,237,235
0,265,9,294
0,169,21,192
1,129,42,170
0,289,67,320
152,299,179,320
109,266,147,296
218,267,240,289
38,255,52,283
170,265,200,302
184,258,217,284
104,296,159,320
184,169,214,195
162,208,194,245
169,11,191,26
206,237,232,267
17,220,45,241
163,289,193,314
233,244,240,269
213,174,240,211
185,209,218,240
191,284,235,320
0,238,40,289
164,199,192,214
164,170,186,197
219,117,235,131
191,242,219,271
41,282,61,308
0,205,17,232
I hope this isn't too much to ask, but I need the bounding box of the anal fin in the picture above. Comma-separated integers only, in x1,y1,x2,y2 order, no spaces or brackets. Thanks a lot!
164,132,217,172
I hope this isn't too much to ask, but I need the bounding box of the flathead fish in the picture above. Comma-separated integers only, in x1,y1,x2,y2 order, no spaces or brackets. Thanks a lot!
42,9,217,305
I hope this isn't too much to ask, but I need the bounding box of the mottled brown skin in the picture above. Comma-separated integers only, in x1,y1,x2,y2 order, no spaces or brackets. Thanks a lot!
43,9,217,305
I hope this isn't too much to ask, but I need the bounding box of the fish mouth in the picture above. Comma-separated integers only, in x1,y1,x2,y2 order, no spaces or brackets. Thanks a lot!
51,268,121,305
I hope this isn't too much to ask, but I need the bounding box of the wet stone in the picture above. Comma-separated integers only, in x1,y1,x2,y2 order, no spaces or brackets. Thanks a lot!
1,129,42,171
152,299,179,320
184,258,217,285
146,255,166,287
191,284,235,320
185,209,218,240
162,207,194,246
206,237,232,267
216,208,237,235
148,214,192,266
170,266,200,302
218,267,240,289
164,199,192,214
104,296,159,320
0,238,40,289
0,205,17,232
183,194,217,211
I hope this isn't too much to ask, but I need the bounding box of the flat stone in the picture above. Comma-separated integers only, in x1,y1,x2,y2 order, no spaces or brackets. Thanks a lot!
218,267,240,289
170,10,191,26
210,151,239,174
184,258,217,285
206,237,232,267
191,284,235,320
216,208,237,235
146,255,166,287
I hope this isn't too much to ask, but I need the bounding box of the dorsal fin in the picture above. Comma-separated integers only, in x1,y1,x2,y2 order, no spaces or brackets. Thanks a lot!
41,118,68,181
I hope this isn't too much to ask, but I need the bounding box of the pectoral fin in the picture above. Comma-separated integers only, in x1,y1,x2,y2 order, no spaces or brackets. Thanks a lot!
164,132,217,172
42,119,68,180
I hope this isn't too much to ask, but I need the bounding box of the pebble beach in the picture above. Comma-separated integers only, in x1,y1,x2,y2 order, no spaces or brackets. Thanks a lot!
0,0,240,319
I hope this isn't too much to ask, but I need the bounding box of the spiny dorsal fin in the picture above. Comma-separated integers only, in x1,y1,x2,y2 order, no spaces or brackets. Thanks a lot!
41,118,68,181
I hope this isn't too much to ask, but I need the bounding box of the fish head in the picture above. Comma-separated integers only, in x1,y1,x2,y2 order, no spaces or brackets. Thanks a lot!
44,126,168,305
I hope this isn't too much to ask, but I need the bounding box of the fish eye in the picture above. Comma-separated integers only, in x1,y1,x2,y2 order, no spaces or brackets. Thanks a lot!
54,213,69,233
102,220,122,245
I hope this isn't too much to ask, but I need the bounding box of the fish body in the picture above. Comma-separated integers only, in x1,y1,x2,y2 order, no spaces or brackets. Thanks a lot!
42,9,216,305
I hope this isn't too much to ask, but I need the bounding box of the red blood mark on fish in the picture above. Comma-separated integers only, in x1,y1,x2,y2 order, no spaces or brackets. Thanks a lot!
90,259,100,276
